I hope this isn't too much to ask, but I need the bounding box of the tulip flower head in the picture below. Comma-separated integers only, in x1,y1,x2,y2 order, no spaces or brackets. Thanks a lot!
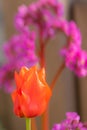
11,66,51,118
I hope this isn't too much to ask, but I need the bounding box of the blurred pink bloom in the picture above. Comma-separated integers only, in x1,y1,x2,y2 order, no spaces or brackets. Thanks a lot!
53,20,69,35
68,21,82,46
52,112,87,130
15,0,64,40
61,44,87,77
0,31,38,92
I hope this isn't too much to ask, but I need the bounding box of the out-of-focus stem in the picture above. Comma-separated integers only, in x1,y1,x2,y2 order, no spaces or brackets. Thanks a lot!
31,118,37,130
50,63,65,90
39,31,45,68
39,43,45,68
42,108,49,130
39,30,49,130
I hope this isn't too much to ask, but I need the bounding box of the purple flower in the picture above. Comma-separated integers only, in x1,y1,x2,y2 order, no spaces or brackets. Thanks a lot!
0,31,38,92
66,112,80,122
61,44,80,70
68,21,82,46
74,49,87,77
59,20,87,77
3,31,38,67
52,124,61,130
53,20,82,45
15,0,64,40
52,112,87,130
61,44,87,77
53,20,69,36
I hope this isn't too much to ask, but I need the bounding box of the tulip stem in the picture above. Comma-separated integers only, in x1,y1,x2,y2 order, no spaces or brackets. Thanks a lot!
26,118,31,130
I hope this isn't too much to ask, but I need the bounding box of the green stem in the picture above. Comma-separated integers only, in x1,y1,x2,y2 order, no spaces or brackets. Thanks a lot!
26,118,31,130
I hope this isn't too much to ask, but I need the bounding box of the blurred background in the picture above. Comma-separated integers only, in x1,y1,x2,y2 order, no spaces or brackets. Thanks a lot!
0,0,87,130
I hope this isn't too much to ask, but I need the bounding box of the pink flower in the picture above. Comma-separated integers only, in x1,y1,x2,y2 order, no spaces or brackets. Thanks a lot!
61,44,87,77
59,20,85,77
61,44,80,71
74,49,87,77
68,21,82,46
3,31,37,67
15,0,64,40
52,112,87,130
54,20,69,35
0,31,38,92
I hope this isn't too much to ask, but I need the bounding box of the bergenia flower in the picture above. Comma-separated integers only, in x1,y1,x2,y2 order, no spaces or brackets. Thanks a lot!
61,44,87,77
11,66,52,117
3,31,37,67
53,20,69,36
59,20,87,77
68,21,82,46
0,31,38,92
15,0,64,40
52,112,87,130
74,49,87,77
60,44,80,71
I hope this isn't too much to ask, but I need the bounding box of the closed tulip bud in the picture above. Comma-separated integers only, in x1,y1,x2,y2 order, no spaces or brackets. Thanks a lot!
11,66,51,118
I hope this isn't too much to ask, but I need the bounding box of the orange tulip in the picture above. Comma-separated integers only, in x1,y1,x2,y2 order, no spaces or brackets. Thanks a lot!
11,66,51,118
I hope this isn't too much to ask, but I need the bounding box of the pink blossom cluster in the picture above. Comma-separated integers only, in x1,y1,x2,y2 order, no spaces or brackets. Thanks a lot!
3,31,37,68
0,31,38,92
60,21,87,77
52,112,87,130
15,0,63,40
49,19,86,77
